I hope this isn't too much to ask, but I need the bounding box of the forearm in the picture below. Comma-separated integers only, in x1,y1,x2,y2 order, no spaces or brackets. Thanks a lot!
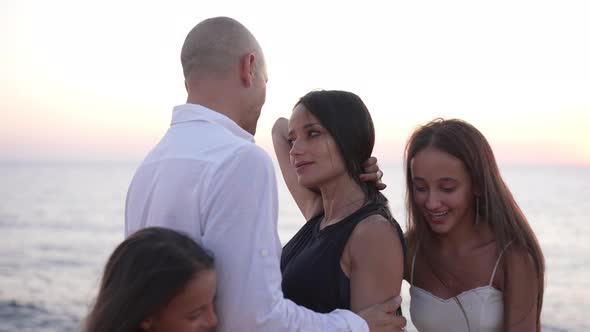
271,117,322,219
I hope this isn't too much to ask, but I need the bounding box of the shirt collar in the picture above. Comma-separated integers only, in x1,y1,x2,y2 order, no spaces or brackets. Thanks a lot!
170,103,254,142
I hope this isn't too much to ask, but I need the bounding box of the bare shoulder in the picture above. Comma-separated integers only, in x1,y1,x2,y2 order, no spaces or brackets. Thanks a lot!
502,243,539,280
352,214,398,239
504,243,536,266
348,214,403,255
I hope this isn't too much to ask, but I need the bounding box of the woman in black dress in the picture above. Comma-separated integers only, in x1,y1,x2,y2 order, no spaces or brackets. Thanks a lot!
272,90,406,316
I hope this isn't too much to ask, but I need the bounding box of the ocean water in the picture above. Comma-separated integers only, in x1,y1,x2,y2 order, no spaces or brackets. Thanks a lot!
0,161,588,331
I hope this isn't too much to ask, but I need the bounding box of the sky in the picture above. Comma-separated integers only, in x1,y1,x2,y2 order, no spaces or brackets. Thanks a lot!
1,0,589,165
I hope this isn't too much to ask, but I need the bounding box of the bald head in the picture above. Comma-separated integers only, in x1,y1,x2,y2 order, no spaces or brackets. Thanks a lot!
181,17,264,81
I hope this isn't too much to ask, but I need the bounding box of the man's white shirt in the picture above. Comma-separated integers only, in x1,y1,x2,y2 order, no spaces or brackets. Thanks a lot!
125,103,368,332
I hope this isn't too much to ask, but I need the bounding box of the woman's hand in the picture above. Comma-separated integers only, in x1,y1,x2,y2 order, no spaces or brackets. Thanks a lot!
360,156,386,190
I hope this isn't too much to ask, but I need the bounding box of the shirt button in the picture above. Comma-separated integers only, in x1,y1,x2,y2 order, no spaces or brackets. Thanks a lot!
260,249,268,257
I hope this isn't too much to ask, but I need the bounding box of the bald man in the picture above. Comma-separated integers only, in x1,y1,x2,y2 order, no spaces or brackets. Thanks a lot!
125,17,405,332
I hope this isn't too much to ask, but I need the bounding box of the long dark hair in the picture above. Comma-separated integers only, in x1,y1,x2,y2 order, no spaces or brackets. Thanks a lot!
83,227,214,332
404,118,545,330
295,90,391,217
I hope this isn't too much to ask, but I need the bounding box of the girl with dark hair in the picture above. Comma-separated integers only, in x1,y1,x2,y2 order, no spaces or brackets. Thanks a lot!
83,227,217,332
272,90,406,319
404,118,545,331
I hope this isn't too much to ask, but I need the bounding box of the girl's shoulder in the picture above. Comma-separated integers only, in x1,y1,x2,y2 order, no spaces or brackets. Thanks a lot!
503,242,536,265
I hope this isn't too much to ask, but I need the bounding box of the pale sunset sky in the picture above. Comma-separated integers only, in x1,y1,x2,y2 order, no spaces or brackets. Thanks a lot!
1,0,589,165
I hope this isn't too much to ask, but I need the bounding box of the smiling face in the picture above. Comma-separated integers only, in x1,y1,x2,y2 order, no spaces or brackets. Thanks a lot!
287,104,347,188
410,146,476,234
143,269,218,332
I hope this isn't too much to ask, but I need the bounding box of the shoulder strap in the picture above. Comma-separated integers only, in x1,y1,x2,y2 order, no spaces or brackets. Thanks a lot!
489,241,513,285
411,243,419,285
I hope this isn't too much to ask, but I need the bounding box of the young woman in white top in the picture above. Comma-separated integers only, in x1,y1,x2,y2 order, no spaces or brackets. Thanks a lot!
404,118,545,332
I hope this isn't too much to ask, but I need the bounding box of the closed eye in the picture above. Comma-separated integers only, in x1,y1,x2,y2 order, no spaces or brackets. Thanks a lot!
413,185,427,192
187,310,203,321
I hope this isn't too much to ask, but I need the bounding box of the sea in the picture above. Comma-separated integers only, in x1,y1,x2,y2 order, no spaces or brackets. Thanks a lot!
0,161,588,331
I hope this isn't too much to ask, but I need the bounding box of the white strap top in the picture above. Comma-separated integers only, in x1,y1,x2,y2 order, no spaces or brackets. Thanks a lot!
409,243,511,332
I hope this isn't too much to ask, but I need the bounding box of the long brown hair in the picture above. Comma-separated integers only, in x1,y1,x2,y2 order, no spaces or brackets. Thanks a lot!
404,118,545,330
83,227,214,332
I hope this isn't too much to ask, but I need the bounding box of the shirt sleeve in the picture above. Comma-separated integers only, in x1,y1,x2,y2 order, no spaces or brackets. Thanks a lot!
201,144,369,332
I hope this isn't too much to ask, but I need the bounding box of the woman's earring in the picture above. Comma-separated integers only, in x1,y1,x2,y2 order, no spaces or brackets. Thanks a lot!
474,196,480,225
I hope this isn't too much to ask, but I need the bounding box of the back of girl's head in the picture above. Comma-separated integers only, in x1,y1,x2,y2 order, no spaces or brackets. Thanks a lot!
296,90,384,206
83,227,214,332
404,118,545,328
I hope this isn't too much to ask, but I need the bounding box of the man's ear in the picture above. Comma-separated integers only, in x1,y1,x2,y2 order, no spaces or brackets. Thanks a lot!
239,53,256,88
140,317,153,331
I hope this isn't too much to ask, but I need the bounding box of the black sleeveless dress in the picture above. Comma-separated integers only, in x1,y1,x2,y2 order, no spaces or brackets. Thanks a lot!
280,203,406,313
